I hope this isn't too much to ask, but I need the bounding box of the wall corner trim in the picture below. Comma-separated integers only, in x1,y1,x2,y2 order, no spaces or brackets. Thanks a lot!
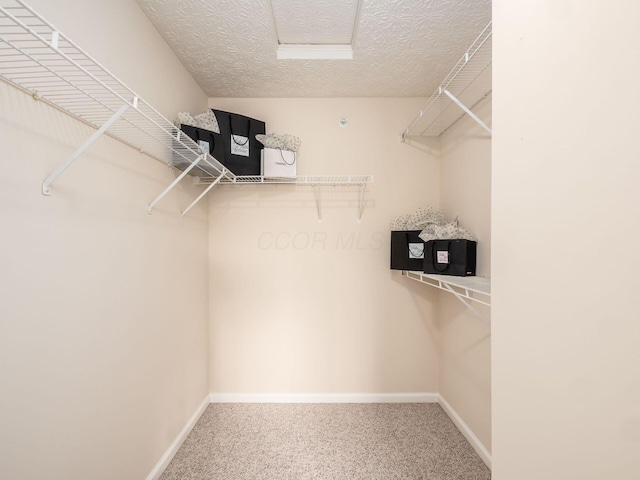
209,392,439,403
145,396,210,480
438,394,492,470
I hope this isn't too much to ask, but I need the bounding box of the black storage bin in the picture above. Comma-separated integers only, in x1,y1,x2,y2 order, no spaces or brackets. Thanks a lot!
390,231,426,271
212,109,265,176
173,124,224,177
424,239,477,277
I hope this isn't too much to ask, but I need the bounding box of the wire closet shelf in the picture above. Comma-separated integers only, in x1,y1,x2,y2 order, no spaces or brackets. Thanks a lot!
402,21,492,139
0,0,236,215
195,175,373,186
193,175,374,223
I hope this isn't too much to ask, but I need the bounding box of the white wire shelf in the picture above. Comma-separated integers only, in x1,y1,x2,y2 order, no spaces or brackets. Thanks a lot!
195,175,373,186
402,270,491,328
402,21,492,139
195,175,373,223
0,0,235,215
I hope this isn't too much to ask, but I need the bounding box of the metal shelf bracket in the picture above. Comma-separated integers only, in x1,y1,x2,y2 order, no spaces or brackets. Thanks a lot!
180,168,226,217
443,89,492,135
402,271,491,328
147,155,204,214
42,101,133,195
314,185,322,223
357,183,367,223
440,281,490,327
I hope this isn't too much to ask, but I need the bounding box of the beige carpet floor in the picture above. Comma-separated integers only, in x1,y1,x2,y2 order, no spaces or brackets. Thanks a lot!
160,403,491,480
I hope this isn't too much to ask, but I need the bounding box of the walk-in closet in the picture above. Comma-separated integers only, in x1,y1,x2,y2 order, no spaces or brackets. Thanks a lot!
1,1,638,479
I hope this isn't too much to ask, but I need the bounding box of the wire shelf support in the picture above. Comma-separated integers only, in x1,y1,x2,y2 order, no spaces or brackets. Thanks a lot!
402,271,491,328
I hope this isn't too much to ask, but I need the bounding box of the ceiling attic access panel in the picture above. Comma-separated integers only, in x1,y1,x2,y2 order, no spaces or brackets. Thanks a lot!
268,0,362,59
270,0,358,44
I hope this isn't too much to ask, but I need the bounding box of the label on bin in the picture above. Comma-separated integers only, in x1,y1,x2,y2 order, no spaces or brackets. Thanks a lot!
198,140,209,154
408,243,424,259
231,134,249,157
437,251,449,264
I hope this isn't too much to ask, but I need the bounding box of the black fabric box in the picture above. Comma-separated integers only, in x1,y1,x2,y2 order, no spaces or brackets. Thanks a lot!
211,109,265,176
173,124,225,177
390,231,426,271
424,239,477,277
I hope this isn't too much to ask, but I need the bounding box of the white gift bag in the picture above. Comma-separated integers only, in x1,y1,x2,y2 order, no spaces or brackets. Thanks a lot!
261,148,297,178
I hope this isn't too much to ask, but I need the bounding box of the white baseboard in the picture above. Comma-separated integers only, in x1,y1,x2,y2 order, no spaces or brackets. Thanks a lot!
209,392,439,404
145,396,210,480
438,394,492,470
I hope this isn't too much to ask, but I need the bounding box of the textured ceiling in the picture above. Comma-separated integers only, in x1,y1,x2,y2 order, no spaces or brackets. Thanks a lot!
135,0,491,98
272,0,359,44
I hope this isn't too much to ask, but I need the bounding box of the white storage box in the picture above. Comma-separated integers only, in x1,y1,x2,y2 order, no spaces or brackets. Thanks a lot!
261,148,297,178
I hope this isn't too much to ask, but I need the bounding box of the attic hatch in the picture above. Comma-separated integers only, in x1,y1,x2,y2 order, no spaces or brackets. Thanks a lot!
268,0,362,59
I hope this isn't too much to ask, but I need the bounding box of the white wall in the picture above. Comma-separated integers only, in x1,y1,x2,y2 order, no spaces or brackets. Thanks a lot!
438,98,492,455
493,1,640,478
206,98,441,395
0,1,210,479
